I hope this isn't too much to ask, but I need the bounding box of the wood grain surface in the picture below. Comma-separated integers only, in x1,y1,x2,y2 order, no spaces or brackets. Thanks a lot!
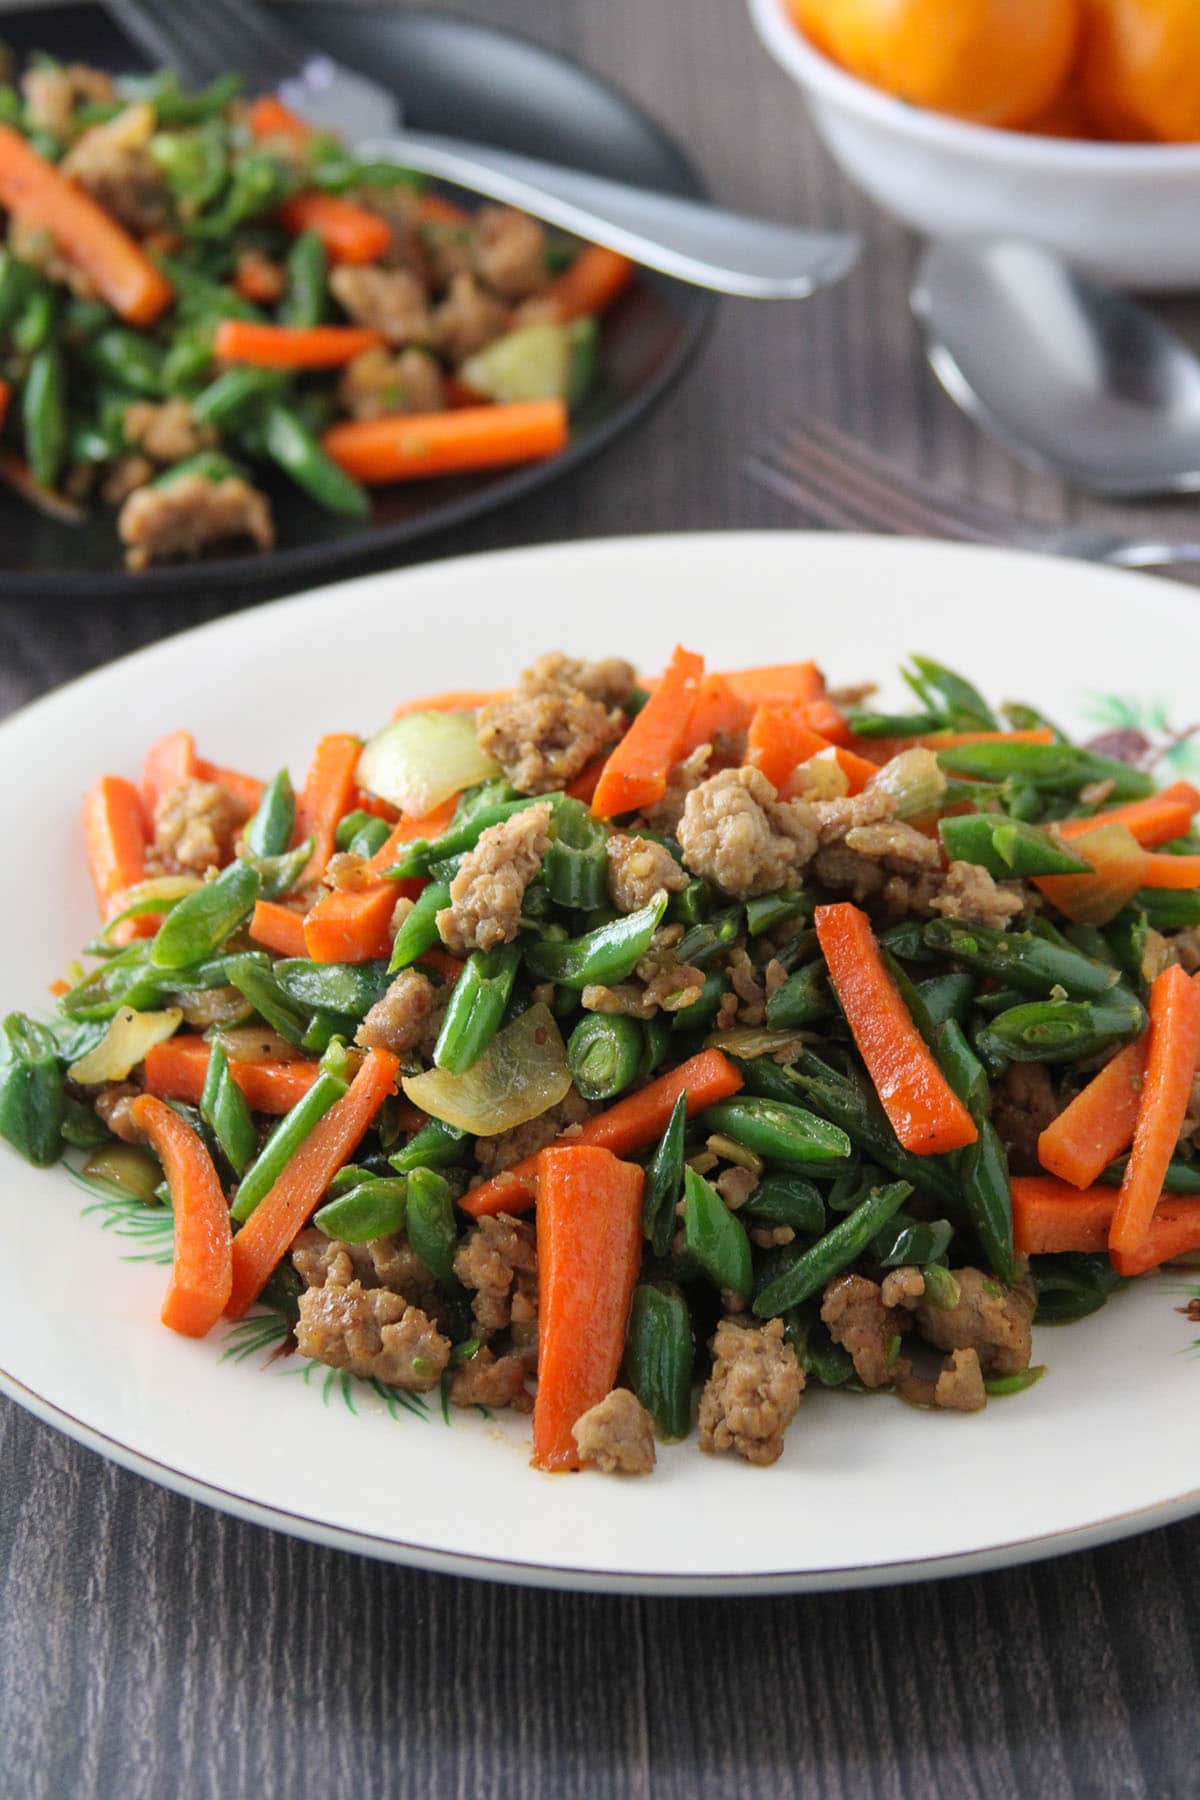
4,3,1200,1795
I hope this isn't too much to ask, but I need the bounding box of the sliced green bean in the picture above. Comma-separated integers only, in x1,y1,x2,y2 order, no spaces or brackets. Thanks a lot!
199,1038,257,1177
624,1283,692,1440
764,961,833,1030
23,344,67,489
150,861,261,969
389,1116,467,1173
922,919,1124,1001
938,813,1091,877
388,880,452,974
405,1167,460,1287
643,1088,687,1257
675,908,743,970
752,1181,911,1316
914,971,976,1032
229,1070,348,1222
870,1211,953,1269
314,1176,408,1243
224,953,309,1046
242,769,295,859
742,1170,825,1234
904,656,997,731
273,958,391,1020
567,1012,643,1101
934,1019,1015,1282
282,229,328,328
389,794,565,879
0,1012,65,1166
975,993,1146,1065
683,1165,752,1304
701,1097,850,1166
434,945,520,1074
261,403,370,517
542,798,609,911
525,892,667,989
937,741,1154,801
745,891,810,936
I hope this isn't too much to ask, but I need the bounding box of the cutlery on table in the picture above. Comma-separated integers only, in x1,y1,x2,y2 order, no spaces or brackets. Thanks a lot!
103,0,859,300
912,238,1200,498
746,413,1200,571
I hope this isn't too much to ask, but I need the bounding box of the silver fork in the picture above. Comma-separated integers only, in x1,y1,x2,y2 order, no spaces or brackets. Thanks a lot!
746,416,1200,571
99,0,859,299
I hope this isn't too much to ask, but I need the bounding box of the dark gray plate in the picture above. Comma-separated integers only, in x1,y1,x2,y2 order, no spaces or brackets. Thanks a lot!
0,4,713,599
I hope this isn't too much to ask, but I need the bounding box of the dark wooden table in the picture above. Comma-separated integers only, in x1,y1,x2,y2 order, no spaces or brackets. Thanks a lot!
4,3,1200,1794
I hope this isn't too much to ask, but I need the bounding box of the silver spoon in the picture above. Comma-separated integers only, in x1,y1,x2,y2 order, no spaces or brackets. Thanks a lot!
912,238,1200,498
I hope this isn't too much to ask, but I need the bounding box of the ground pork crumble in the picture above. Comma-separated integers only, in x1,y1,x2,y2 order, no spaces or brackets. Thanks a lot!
436,802,553,954
573,1389,657,1474
698,1317,804,1466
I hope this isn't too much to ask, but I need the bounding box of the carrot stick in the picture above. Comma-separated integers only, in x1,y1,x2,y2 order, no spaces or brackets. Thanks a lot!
1034,822,1148,925
1110,964,1200,1271
1037,1038,1148,1189
144,1037,322,1114
541,245,635,324
793,697,852,746
141,728,196,827
82,775,146,918
565,756,608,804
226,1047,399,1316
815,902,978,1156
532,1145,644,1471
215,320,384,369
461,1047,743,1218
0,124,173,325
719,662,825,706
678,673,753,755
193,757,264,814
1012,1175,1200,1275
415,946,466,985
278,192,393,265
303,884,397,962
250,899,309,960
856,726,1056,765
322,400,569,484
246,95,315,141
390,688,509,721
1139,854,1200,890
130,1094,232,1338
417,193,471,225
1057,782,1200,849
747,708,877,795
234,257,283,305
295,732,361,884
591,644,705,819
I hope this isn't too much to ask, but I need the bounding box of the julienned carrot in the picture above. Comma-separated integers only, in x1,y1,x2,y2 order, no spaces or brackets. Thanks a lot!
364,796,459,878
144,1036,321,1114
295,732,361,884
234,257,284,305
720,662,825,706
215,320,384,368
83,775,146,916
591,644,705,819
746,707,876,796
194,758,264,814
321,400,569,484
532,1144,645,1471
1140,854,1200,890
303,884,396,963
1110,965,1200,1271
565,757,607,804
1034,822,1148,926
460,1047,743,1218
278,192,393,265
390,689,509,721
417,193,470,226
793,697,852,746
0,125,173,325
815,902,978,1156
247,95,315,141
250,899,308,960
541,245,635,323
130,1094,232,1338
226,1047,399,1317
1012,1176,1200,1276
415,946,466,985
1057,782,1200,850
1037,1038,1148,1190
678,673,753,755
141,729,196,827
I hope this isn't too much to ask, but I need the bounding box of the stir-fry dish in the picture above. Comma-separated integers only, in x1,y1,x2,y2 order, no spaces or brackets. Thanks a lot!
0,56,633,566
6,648,1200,1475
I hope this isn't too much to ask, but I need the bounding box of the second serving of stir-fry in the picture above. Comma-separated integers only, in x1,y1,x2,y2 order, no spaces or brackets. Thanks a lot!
5,645,1200,1474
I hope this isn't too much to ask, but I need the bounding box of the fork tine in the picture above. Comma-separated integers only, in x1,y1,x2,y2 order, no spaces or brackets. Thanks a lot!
103,0,222,86
754,426,993,542
202,0,310,82
105,0,305,91
745,449,914,535
784,415,1016,539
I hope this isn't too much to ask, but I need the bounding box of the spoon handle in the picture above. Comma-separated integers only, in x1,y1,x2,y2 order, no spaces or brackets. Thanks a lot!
360,130,859,299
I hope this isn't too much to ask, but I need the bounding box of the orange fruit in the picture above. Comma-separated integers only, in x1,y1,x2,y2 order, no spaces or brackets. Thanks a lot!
1078,0,1200,142
813,0,1082,128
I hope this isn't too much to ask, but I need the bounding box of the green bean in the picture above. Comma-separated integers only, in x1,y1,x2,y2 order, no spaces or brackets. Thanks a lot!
921,1264,961,1309
526,892,667,990
153,450,246,491
281,228,329,328
643,1089,687,1257
567,1012,643,1101
229,1070,348,1222
1063,923,1115,966
972,985,1027,1018
1032,1251,1125,1323
56,942,167,1022
922,919,1124,1001
914,971,976,1032
300,1010,359,1056
985,1366,1046,1396
1098,1154,1200,1194
347,816,392,859
81,327,164,397
683,1165,752,1304
1104,907,1151,994
744,891,810,936
390,794,565,879
877,919,938,965
825,1159,880,1213
389,1116,468,1173
1135,888,1200,930
23,345,67,490
150,861,260,970
405,1167,460,1287
259,403,369,517
387,880,451,973
768,926,820,975
764,961,833,1030
0,1012,65,1166
191,364,287,429
192,152,296,236
273,958,391,1020
976,993,1145,1065
670,968,726,1034
314,1176,408,1243
0,247,31,333
434,945,520,1074
904,656,997,730
638,1014,672,1081
703,1097,851,1166
938,813,1091,878
1002,701,1069,742
124,69,242,124
675,908,743,970
624,1283,692,1440
242,769,295,860
451,779,520,826
937,741,1154,800
870,1210,953,1269
542,798,609,911
153,253,263,324
669,878,714,928
225,953,309,1046
199,1039,257,1177
60,1093,112,1149
12,282,56,355
933,1019,1015,1281
246,839,313,902
753,1180,911,1316
742,1171,825,1234
787,1052,959,1204
846,709,940,737
149,120,229,207
795,1313,855,1387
